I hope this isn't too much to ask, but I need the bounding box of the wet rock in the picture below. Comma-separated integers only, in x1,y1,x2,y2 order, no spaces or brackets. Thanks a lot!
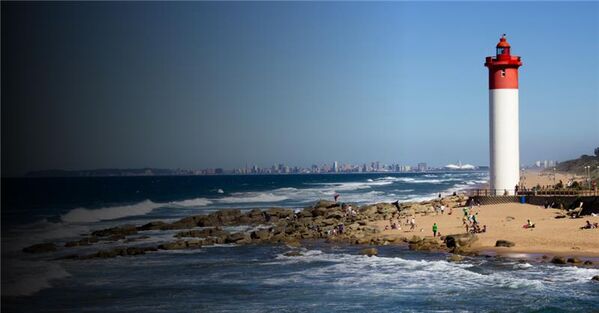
283,251,303,257
251,229,272,241
314,200,337,209
567,257,582,264
175,227,229,239
592,276,599,282
158,240,202,250
265,207,294,219
583,260,593,265
408,236,422,244
91,225,138,237
448,254,464,262
445,233,478,248
65,236,99,247
138,221,170,231
495,240,515,248
23,243,57,253
360,248,378,257
124,235,150,243
79,246,159,259
551,256,567,264
225,232,251,244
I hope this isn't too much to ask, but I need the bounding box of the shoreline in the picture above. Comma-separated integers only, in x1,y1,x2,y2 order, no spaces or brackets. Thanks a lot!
19,170,599,267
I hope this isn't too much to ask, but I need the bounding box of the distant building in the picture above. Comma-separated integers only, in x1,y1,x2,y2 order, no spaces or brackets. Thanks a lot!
333,161,338,173
417,163,427,172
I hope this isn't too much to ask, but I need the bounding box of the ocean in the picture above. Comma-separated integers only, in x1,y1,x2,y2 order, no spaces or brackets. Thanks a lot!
2,171,599,312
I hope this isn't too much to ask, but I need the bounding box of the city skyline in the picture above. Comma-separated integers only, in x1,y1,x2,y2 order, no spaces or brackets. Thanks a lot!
2,2,598,176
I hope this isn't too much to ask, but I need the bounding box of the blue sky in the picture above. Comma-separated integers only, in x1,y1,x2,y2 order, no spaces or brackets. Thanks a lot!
2,2,598,175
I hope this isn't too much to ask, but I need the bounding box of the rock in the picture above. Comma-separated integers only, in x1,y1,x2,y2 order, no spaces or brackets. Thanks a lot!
158,240,202,250
284,240,301,248
495,240,516,248
283,251,303,257
445,233,478,248
314,200,337,209
567,257,582,264
138,221,169,231
551,256,567,265
408,235,422,244
225,232,251,244
65,236,99,247
554,215,566,219
91,225,138,237
360,248,378,257
448,254,464,262
265,207,294,219
592,276,599,282
78,246,158,259
584,260,593,265
251,229,272,241
23,243,57,253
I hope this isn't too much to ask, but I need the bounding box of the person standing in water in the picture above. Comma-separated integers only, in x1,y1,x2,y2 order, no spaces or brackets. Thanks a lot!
432,223,438,237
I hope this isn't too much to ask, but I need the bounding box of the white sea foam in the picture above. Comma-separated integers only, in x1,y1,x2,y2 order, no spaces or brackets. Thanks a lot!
217,192,289,203
170,198,213,207
59,197,213,224
269,249,597,293
61,200,163,223
2,260,71,297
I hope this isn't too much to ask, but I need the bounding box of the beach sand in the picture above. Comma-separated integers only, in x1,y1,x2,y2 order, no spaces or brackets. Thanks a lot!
520,169,585,189
373,203,599,257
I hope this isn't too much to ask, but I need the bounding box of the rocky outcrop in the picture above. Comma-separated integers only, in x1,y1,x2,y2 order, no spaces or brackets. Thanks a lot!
28,196,481,260
551,256,567,264
360,248,378,257
567,257,582,264
65,236,99,247
592,276,599,282
444,234,478,249
91,225,138,237
23,243,57,253
62,246,159,260
408,237,444,251
448,254,464,262
495,240,515,248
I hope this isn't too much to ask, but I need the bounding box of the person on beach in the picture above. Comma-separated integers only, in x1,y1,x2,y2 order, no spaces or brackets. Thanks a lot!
432,223,438,237
440,205,445,215
410,218,416,230
523,219,535,229
334,194,340,203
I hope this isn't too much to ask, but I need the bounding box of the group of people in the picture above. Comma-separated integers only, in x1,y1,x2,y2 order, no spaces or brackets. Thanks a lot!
462,206,486,234
384,217,418,231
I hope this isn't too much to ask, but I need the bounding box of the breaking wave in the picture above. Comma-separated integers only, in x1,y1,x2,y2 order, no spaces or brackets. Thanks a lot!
61,200,164,223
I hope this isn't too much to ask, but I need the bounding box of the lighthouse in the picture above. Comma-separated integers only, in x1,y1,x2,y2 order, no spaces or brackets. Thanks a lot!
484,35,523,195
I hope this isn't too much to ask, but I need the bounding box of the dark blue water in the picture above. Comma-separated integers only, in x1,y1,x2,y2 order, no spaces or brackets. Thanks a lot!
3,172,599,312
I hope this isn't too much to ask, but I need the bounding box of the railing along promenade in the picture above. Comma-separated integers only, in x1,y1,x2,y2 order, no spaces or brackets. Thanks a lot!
468,189,599,197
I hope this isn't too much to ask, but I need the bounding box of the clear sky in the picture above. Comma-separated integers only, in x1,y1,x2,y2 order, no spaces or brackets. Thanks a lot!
2,1,598,176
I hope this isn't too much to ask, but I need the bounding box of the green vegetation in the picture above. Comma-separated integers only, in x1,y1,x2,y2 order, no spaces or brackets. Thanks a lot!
551,147,599,181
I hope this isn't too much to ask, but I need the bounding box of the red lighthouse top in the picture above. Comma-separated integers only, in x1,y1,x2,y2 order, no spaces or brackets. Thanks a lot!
484,34,522,89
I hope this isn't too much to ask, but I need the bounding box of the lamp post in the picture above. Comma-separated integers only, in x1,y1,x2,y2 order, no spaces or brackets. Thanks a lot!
584,166,591,189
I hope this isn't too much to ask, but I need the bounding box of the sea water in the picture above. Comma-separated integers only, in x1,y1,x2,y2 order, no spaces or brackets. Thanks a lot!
2,172,599,312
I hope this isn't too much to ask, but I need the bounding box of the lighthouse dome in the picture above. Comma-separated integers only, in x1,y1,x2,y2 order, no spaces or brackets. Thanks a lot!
496,35,511,48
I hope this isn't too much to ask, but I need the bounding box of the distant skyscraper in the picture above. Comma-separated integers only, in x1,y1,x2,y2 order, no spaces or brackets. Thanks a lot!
333,161,338,173
417,163,427,172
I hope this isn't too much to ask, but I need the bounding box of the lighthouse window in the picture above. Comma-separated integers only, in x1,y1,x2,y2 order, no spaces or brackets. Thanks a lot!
501,69,506,77
497,47,505,55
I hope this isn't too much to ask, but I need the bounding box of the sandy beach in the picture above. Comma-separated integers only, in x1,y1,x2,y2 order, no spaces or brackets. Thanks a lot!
520,169,584,189
374,202,599,257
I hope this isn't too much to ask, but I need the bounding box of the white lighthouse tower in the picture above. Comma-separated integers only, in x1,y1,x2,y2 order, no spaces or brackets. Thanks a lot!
484,35,523,195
